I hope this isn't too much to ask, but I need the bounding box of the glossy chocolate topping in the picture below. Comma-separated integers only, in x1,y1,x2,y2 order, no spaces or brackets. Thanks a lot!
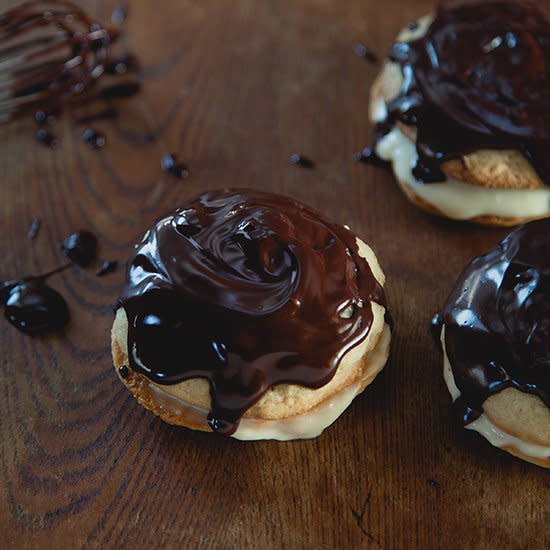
435,218,550,424
119,189,386,435
379,1,550,183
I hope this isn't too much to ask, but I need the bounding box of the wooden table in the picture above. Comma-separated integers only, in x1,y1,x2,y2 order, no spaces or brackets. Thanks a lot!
0,0,547,548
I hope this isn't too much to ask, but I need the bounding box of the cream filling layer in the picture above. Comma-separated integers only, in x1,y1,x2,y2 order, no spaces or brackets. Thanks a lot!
147,323,391,441
440,326,550,461
374,127,550,220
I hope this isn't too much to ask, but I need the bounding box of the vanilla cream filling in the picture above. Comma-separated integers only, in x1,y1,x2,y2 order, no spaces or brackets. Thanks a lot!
440,326,550,461
147,323,391,441
374,127,550,220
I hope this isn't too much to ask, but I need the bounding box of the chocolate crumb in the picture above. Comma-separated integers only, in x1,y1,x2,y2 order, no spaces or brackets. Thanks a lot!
27,218,41,240
427,479,440,490
290,154,314,168
35,128,56,148
82,128,106,149
161,154,189,179
96,260,118,277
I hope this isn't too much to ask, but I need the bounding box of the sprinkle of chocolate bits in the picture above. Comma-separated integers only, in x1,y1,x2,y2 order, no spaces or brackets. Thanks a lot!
35,128,56,148
353,42,378,63
118,365,129,379
289,154,314,168
82,128,106,149
96,260,118,277
61,231,98,267
34,110,56,124
161,154,189,179
27,218,41,240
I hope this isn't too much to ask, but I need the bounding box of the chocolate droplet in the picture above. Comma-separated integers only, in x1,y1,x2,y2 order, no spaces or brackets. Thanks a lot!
96,260,118,277
62,231,98,267
290,154,314,168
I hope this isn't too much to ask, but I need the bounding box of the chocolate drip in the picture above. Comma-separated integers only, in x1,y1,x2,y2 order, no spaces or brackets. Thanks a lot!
96,260,118,277
377,1,550,183
119,189,386,435
437,219,550,424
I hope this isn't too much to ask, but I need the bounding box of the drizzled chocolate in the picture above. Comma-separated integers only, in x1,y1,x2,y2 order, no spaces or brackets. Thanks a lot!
0,2,117,120
119,189,386,435
0,1,139,144
378,1,550,183
434,219,550,424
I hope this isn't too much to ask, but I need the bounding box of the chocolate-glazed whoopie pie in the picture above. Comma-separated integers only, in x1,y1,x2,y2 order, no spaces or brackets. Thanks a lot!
112,189,391,440
369,1,550,225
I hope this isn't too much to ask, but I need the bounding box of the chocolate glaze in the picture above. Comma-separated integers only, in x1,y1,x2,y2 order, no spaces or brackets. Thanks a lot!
119,189,386,435
62,231,98,267
377,1,550,183
118,365,129,379
435,219,550,424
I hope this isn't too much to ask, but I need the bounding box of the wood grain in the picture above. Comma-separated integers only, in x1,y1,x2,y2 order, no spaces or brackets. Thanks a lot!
0,0,548,548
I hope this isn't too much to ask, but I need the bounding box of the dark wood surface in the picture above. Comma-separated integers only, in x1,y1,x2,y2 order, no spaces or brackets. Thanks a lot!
0,0,548,548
